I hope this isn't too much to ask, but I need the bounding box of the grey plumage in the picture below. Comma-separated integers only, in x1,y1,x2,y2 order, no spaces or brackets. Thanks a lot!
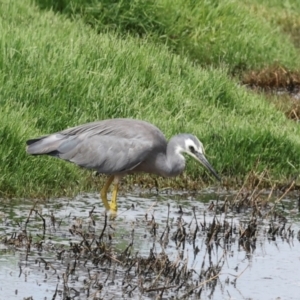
26,118,220,212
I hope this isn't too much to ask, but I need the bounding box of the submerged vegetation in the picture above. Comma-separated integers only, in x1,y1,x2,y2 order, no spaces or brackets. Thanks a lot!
1,184,299,298
1,0,300,197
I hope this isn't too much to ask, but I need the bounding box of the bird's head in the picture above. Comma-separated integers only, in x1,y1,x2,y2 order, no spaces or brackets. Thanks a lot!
178,134,221,181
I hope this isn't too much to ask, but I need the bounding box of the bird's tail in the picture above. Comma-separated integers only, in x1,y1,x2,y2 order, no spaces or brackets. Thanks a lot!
26,135,62,157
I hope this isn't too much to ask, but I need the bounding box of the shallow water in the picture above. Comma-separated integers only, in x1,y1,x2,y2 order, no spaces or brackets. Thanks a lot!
0,189,299,299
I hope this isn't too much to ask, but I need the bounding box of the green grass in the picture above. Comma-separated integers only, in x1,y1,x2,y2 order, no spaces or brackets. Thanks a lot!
1,0,300,197
242,0,300,48
34,0,300,73
244,0,300,14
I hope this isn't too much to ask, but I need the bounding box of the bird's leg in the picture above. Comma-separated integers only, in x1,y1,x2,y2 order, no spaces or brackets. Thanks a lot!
110,176,120,212
100,175,114,210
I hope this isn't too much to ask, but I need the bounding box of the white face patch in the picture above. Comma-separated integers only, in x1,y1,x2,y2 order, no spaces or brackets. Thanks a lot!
184,138,204,154
175,144,185,156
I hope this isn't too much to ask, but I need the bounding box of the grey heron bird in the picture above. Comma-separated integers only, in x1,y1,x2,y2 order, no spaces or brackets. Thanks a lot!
26,118,220,212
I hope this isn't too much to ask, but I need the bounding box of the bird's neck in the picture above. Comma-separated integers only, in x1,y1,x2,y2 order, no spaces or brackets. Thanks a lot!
164,135,185,177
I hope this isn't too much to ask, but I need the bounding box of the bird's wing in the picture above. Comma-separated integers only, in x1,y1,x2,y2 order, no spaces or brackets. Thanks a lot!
26,118,167,174
58,135,155,174
59,119,166,141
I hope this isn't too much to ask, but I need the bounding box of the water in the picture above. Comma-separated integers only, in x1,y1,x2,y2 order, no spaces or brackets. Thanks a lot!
0,189,299,299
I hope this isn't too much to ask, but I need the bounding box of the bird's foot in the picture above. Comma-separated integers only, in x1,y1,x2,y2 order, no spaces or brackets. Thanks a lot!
100,192,111,211
100,176,114,211
109,181,118,212
108,208,117,220
109,201,118,212
100,175,119,214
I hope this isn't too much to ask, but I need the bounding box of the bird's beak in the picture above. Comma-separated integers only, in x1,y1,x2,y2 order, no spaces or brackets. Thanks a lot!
195,152,221,181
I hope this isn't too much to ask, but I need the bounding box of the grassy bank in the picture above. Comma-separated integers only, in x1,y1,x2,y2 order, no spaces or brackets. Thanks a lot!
243,0,300,48
35,0,300,73
1,0,300,197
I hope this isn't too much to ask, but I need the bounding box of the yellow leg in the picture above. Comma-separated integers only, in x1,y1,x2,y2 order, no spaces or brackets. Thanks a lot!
110,180,119,212
100,175,114,210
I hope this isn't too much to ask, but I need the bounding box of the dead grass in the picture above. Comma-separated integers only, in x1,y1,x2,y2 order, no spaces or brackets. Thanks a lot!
242,65,300,91
242,65,300,122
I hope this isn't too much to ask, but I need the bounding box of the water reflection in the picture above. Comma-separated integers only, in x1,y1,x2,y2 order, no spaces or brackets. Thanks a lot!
0,189,299,299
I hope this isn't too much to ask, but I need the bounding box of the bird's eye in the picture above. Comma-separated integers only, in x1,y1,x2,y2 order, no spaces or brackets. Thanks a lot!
189,145,195,153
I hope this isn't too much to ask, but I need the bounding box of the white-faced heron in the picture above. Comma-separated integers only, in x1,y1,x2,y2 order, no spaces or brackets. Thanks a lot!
26,118,220,212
